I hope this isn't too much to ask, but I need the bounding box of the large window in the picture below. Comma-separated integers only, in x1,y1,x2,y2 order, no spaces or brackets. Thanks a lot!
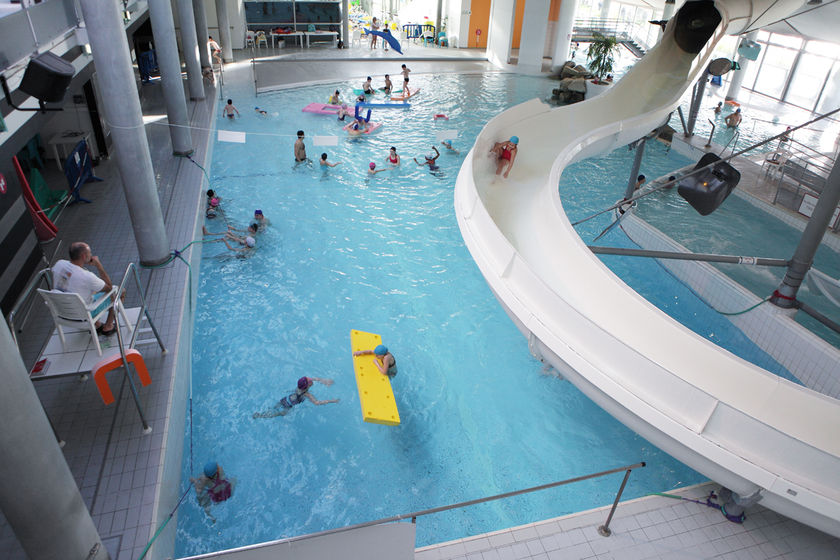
753,44,796,99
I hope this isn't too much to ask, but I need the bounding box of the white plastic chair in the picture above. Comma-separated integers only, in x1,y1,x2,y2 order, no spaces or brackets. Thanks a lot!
351,28,362,47
256,31,268,48
37,286,126,356
764,150,790,180
245,31,256,48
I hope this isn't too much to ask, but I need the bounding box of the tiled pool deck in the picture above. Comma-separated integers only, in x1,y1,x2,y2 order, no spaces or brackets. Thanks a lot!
2,44,838,560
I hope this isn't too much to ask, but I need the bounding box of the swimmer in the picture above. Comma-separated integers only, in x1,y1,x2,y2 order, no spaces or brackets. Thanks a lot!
205,197,220,219
294,130,308,162
725,108,742,128
253,376,339,418
362,76,374,95
665,175,676,190
190,461,235,519
337,103,351,121
634,174,646,191
227,222,260,237
441,140,460,154
491,136,518,178
385,146,400,165
353,344,397,378
347,120,370,137
328,89,342,105
402,78,411,97
714,101,722,114
222,99,239,119
254,106,268,116
320,152,342,167
382,74,393,95
356,94,366,104
400,64,411,80
414,146,440,171
368,162,387,175
203,225,256,252
253,209,270,230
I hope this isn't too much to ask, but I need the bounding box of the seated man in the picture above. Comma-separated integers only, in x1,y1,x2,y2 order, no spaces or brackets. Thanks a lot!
52,242,117,335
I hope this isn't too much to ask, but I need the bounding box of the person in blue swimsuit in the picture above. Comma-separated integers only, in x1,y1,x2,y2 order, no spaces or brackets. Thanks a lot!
353,344,397,378
253,376,339,418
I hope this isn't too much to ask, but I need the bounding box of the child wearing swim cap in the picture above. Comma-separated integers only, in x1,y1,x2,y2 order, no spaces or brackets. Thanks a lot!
490,136,519,179
441,140,460,155
368,162,386,175
353,344,397,378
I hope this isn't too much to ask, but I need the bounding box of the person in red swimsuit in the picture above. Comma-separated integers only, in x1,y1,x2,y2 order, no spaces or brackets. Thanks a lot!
491,136,519,178
385,146,400,165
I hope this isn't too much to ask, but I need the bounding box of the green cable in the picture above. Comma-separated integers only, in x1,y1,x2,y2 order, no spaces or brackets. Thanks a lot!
717,297,770,316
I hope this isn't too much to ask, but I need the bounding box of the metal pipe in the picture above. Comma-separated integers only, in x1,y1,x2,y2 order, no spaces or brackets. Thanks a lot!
588,245,789,267
677,106,688,135
705,119,715,147
798,301,840,335
597,467,636,536
624,138,646,201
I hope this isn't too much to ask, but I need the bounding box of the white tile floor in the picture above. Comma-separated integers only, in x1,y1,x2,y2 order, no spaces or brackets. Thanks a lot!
3,40,839,560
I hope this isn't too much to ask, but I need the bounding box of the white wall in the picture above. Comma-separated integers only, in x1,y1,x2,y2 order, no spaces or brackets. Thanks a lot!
446,0,471,48
518,0,551,73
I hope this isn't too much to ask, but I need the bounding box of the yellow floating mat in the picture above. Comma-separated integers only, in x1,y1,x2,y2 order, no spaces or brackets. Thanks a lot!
350,329,400,426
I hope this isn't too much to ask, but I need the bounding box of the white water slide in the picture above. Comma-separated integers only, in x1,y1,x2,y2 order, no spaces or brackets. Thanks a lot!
455,0,840,538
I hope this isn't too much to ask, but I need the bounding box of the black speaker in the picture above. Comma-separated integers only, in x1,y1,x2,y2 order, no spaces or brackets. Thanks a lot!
677,153,741,216
18,52,74,104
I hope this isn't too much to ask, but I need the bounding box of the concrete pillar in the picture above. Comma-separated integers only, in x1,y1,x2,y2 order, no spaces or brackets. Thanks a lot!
772,160,840,305
551,0,579,72
215,0,234,62
149,0,194,155
342,0,349,45
486,0,516,67
623,138,646,200
0,320,109,560
193,0,211,69
725,30,758,102
519,0,551,73
600,0,612,19
176,0,205,100
78,0,171,265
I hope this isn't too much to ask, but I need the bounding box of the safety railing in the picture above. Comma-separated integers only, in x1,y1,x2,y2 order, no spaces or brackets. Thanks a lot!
182,462,646,558
6,267,53,349
720,130,739,157
113,262,166,432
572,18,651,53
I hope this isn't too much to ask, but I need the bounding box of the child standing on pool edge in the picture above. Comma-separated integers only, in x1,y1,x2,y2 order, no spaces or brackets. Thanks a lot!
354,345,397,378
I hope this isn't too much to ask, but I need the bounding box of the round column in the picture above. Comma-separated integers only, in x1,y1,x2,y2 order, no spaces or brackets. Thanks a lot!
78,0,171,265
193,0,212,69
176,0,205,100
725,30,758,102
215,0,234,63
0,320,109,560
149,0,194,155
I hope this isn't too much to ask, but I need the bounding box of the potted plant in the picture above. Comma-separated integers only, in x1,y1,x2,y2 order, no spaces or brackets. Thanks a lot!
585,33,619,98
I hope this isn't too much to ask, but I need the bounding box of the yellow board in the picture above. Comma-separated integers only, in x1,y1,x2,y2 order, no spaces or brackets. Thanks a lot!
350,329,400,426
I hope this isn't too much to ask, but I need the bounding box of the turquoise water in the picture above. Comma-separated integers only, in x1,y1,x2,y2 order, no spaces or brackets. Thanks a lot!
175,73,799,557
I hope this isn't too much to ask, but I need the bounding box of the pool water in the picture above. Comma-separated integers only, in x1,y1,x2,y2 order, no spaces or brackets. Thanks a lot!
175,73,798,556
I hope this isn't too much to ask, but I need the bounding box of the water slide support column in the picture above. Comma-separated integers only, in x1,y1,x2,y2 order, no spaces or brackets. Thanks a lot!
771,161,840,306
78,0,170,265
193,0,211,69
518,0,551,73
623,138,646,200
148,0,194,156
342,0,349,45
725,30,758,102
551,0,579,72
486,0,516,67
0,320,109,559
215,0,234,62
686,69,710,135
175,0,205,100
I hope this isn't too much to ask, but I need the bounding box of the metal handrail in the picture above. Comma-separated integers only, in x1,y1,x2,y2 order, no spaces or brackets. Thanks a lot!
6,268,53,348
184,462,646,558
705,119,716,148
112,262,166,432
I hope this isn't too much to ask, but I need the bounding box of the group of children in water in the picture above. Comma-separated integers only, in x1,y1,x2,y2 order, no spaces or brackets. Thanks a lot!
202,189,269,254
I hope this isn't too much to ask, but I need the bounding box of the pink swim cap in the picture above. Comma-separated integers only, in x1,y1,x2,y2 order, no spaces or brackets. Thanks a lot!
369,162,376,169
210,197,219,207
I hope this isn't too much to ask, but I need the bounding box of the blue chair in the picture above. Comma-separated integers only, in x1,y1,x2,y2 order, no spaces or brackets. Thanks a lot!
63,139,102,205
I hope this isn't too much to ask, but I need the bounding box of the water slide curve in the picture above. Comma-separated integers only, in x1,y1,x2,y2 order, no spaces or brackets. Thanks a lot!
454,0,840,537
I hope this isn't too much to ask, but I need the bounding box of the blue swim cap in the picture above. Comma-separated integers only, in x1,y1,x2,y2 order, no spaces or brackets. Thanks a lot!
204,461,218,478
374,344,388,355
510,136,519,144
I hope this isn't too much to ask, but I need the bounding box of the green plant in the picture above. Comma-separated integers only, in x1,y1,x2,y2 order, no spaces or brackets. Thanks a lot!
586,33,619,84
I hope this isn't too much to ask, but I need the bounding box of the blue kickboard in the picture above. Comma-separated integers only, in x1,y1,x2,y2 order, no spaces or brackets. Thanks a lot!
356,102,411,109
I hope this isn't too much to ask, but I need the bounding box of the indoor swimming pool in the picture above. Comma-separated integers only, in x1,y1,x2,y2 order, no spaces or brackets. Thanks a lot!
175,73,803,556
